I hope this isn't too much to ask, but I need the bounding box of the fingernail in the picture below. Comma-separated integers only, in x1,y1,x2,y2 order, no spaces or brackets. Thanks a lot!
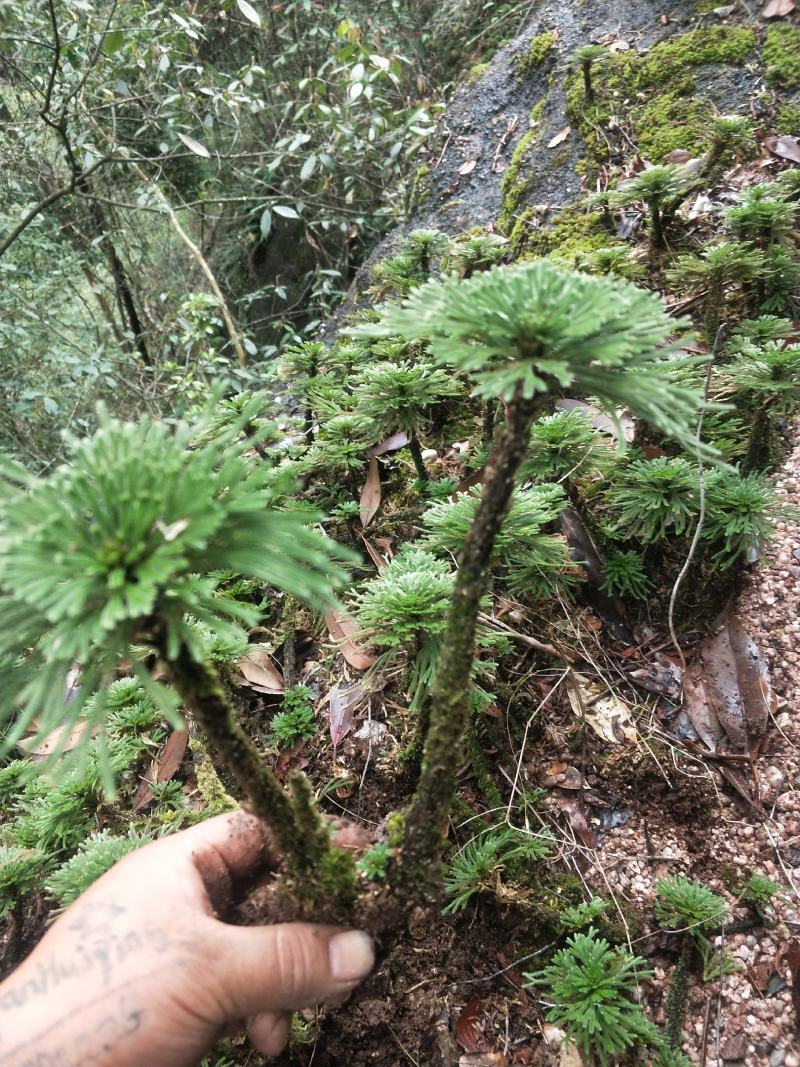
329,930,374,983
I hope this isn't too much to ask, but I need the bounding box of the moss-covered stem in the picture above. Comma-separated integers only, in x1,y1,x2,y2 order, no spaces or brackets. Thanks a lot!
648,198,665,249
164,642,339,894
394,381,546,891
664,933,691,1050
408,435,429,482
742,400,771,475
581,61,595,105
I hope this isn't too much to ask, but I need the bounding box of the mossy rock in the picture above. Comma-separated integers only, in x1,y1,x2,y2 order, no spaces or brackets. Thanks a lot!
764,25,800,89
515,30,558,80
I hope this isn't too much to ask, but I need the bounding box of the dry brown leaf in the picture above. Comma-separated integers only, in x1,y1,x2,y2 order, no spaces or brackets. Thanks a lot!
459,159,478,176
547,126,571,149
360,457,381,528
557,793,597,848
683,659,724,751
455,997,488,1054
764,134,800,163
368,431,409,457
238,648,285,693
459,1055,508,1067
18,720,95,757
325,610,376,671
133,728,189,811
329,683,365,748
567,673,638,745
453,466,485,498
663,149,691,164
763,0,795,16
361,535,389,571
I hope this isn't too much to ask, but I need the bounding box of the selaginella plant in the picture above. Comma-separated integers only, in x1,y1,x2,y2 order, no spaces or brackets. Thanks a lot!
666,241,766,340
354,358,461,480
605,456,701,542
445,232,508,278
0,400,357,908
525,928,659,1065
354,260,706,893
721,340,800,471
569,44,609,105
610,165,693,249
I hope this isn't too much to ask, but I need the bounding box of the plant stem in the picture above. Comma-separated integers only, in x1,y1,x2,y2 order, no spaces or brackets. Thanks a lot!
665,934,691,1049
164,643,305,873
408,436,429,481
582,62,594,104
394,384,546,892
742,400,771,475
649,199,665,249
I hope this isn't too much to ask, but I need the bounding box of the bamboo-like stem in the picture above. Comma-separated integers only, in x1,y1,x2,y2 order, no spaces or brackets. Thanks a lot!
393,383,546,890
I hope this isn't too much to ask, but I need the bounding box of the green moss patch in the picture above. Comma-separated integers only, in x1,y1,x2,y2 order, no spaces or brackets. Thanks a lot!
776,101,800,135
515,31,557,79
637,92,716,160
509,205,608,259
764,25,800,89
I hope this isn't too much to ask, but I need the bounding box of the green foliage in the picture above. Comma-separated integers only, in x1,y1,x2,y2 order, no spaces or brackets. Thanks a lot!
356,549,453,648
271,687,318,749
0,404,349,766
730,315,796,349
421,485,575,597
655,875,727,936
357,840,393,881
724,185,797,247
0,845,47,918
724,341,800,415
443,828,549,914
601,551,654,601
525,928,659,1066
354,361,461,440
703,469,782,566
304,413,372,478
667,242,765,295
445,233,508,278
741,872,780,917
606,457,700,542
570,245,646,282
708,115,756,161
520,409,612,484
353,262,707,460
610,165,692,210
45,830,144,907
560,897,610,931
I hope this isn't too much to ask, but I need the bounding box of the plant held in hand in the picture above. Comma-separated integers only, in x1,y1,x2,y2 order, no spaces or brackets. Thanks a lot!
0,401,355,905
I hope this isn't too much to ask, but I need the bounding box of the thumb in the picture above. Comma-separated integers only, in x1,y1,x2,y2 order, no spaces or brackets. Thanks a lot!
206,921,374,1018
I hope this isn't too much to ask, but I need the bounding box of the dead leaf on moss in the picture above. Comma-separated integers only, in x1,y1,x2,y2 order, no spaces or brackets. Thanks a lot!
360,457,381,528
325,610,376,671
238,648,285,693
547,126,571,149
764,134,800,163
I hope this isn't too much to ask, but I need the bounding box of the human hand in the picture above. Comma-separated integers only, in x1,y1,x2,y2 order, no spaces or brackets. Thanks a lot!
0,811,374,1066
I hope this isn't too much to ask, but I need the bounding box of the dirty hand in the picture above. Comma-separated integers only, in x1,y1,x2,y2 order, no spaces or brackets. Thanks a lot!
0,811,374,1066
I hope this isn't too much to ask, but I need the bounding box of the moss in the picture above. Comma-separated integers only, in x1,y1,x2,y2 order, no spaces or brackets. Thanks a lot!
515,30,557,79
498,126,539,233
637,91,716,160
764,25,800,89
641,26,755,82
776,101,800,135
511,204,607,258
465,62,490,84
189,737,236,813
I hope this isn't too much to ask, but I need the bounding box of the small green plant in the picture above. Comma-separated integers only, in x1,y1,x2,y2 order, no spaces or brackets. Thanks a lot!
606,457,700,543
723,341,800,472
705,115,756,170
729,314,795,349
45,830,144,907
724,184,797,248
357,840,393,881
443,827,549,914
519,409,612,485
355,360,461,480
445,233,508,278
655,875,727,935
525,928,659,1065
741,872,780,918
600,551,654,601
560,896,609,931
703,468,783,565
271,686,318,749
610,166,693,248
0,844,46,918
570,44,609,105
667,241,766,340
570,245,646,281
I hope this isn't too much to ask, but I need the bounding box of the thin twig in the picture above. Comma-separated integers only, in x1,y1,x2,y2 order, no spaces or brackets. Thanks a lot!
668,323,728,669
